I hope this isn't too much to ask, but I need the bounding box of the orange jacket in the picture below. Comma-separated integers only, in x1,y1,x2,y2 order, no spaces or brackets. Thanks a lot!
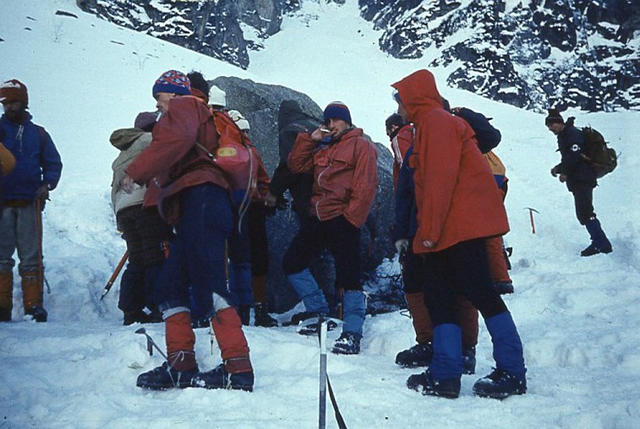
391,124,413,191
392,70,508,253
288,128,378,228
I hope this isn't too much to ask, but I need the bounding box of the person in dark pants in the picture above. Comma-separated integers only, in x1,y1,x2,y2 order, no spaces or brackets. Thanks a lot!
546,109,612,256
285,102,378,355
393,69,526,400
122,70,254,392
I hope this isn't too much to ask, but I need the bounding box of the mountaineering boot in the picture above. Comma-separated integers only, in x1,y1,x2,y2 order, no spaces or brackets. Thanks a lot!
474,312,526,399
136,352,199,390
473,368,526,399
137,311,198,390
406,368,461,399
297,318,338,336
462,346,476,375
191,358,254,391
332,332,361,355
254,302,278,327
205,307,254,391
25,306,48,322
287,269,329,314
22,272,46,322
395,342,433,368
0,271,13,321
581,217,612,257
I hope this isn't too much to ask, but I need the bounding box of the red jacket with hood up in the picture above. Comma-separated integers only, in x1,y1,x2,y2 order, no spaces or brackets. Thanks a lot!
391,69,508,253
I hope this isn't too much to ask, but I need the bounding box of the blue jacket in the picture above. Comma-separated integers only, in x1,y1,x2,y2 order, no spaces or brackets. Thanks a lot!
394,145,418,241
0,113,62,201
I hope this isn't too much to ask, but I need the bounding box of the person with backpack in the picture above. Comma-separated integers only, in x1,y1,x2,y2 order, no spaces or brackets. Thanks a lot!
389,113,479,373
284,101,378,355
227,110,278,327
0,79,62,323
448,105,514,294
392,69,526,399
110,111,170,325
546,109,612,256
121,70,254,391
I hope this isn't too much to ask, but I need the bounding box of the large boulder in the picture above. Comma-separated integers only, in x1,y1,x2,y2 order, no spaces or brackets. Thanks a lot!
211,76,395,313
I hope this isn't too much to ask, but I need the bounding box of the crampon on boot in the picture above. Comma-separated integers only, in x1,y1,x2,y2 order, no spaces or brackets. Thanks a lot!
406,368,460,399
136,351,199,390
191,358,254,391
395,342,433,368
473,368,526,399
332,332,361,355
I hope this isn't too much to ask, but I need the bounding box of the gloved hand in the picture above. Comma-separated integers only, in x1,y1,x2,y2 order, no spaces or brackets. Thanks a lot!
35,184,49,210
558,174,567,183
395,239,409,255
550,165,560,177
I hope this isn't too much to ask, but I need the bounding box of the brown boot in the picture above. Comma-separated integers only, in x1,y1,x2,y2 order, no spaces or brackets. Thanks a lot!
0,271,13,321
22,271,47,322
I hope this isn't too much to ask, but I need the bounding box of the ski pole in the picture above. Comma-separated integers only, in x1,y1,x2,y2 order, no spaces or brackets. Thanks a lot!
100,250,129,301
135,327,168,360
319,316,327,429
525,207,539,234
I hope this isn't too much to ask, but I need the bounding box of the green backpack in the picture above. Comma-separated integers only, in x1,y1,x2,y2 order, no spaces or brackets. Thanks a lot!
581,126,618,178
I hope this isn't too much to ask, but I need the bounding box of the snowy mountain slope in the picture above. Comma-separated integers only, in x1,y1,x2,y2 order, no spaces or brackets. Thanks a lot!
1,0,640,428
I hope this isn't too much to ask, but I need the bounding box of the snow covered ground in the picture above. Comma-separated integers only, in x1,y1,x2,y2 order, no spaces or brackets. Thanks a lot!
1,1,640,428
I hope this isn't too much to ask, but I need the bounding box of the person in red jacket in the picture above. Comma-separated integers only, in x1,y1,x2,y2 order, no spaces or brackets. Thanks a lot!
285,102,378,354
392,69,526,399
122,70,254,391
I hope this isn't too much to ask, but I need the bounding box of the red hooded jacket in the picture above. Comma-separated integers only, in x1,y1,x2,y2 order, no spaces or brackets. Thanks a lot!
391,70,508,253
126,96,229,224
288,127,378,228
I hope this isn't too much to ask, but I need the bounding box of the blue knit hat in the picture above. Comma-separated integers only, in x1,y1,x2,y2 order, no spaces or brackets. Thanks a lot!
152,70,191,98
323,101,352,125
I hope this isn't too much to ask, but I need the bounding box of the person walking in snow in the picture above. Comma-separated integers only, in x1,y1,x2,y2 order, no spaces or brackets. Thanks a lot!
121,70,254,391
0,79,62,323
284,101,378,355
389,113,479,372
110,111,171,325
546,109,612,257
392,69,527,399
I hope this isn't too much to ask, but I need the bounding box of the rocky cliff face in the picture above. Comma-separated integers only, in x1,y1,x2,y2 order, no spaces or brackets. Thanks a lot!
360,0,640,111
78,0,639,111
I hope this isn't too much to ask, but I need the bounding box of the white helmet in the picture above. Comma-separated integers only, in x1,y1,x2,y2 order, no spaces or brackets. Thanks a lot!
227,109,250,131
208,85,226,108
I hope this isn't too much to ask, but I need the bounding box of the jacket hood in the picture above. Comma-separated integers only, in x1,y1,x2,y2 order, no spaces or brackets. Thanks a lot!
391,69,443,122
110,128,146,150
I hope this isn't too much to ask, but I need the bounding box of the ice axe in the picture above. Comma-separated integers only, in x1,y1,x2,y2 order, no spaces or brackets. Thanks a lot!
100,250,129,301
525,207,539,234
135,327,167,360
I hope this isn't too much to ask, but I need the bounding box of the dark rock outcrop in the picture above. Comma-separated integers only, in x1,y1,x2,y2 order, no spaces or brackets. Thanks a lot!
211,76,395,312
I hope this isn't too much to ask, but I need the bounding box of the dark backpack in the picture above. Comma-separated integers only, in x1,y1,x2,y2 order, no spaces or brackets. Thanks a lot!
581,127,617,178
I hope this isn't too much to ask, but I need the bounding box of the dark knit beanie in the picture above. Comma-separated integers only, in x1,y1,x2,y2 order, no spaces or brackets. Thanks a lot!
323,101,352,125
0,79,28,106
385,113,406,131
134,111,158,132
187,71,209,103
152,70,191,98
545,108,564,126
